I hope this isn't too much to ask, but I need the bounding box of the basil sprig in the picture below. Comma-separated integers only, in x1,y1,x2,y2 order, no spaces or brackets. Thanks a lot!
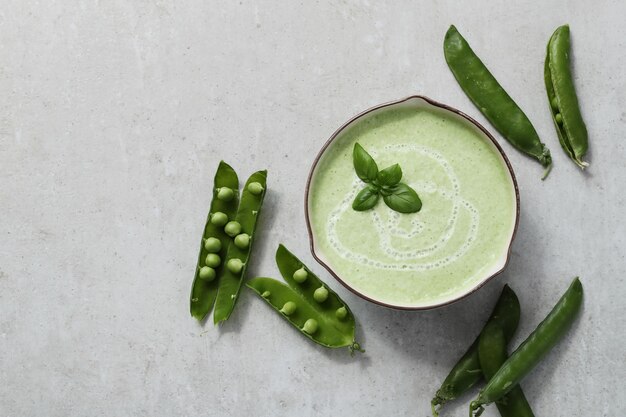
351,143,422,214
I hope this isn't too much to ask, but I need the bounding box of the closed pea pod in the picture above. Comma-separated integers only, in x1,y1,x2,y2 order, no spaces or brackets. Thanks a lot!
444,25,552,178
246,244,362,353
545,25,589,168
431,285,520,416
213,170,268,324
190,161,239,322
470,278,583,416
478,321,535,417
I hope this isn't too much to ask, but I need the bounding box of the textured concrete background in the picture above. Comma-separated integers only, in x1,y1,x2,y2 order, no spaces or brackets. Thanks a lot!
1,1,625,416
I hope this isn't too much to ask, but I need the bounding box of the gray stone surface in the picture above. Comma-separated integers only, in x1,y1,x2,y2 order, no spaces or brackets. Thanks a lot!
1,1,625,416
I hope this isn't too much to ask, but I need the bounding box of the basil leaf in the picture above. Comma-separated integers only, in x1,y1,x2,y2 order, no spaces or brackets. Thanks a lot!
383,183,422,213
352,186,380,211
376,164,402,187
353,143,378,183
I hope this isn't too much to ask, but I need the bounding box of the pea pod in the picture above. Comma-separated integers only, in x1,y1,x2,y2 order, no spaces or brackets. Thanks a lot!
444,25,552,178
246,244,362,353
545,25,589,169
213,170,268,324
470,278,583,416
189,161,239,321
478,321,535,417
431,285,520,416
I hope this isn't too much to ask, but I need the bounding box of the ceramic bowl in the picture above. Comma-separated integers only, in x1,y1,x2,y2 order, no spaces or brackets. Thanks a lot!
304,95,520,310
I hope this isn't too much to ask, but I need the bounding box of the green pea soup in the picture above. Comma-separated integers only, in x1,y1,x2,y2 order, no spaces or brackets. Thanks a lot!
306,97,518,308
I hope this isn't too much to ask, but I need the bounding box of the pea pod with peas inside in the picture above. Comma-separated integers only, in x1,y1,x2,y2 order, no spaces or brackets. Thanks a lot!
189,161,240,322
478,321,535,417
246,244,363,353
545,25,589,169
431,285,520,416
470,277,583,416
444,25,552,178
213,170,268,324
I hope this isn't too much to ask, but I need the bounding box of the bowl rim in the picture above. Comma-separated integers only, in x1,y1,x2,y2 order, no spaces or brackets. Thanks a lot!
303,94,521,311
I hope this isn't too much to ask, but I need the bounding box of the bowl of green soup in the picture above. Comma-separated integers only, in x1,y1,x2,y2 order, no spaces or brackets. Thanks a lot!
305,95,519,310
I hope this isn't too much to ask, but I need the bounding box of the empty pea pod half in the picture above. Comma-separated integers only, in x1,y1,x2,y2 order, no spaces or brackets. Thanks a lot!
545,25,589,169
213,170,268,324
190,161,240,321
247,244,363,354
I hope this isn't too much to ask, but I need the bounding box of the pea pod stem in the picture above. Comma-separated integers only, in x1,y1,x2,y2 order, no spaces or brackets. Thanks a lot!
470,278,583,416
444,25,552,178
431,285,520,416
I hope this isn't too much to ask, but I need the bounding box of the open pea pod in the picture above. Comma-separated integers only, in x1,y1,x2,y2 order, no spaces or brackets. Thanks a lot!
213,170,267,324
545,25,589,169
247,245,362,353
190,161,239,322
247,278,362,352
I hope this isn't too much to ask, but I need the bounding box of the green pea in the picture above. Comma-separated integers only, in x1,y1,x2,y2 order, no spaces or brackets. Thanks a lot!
204,237,222,253
205,253,221,268
555,113,563,124
313,286,329,303
293,267,308,283
336,306,347,320
217,187,235,202
302,318,318,335
261,291,271,298
234,233,250,249
198,266,216,281
280,301,297,316
247,182,264,195
224,221,242,237
210,212,228,227
227,258,244,274
551,97,559,111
